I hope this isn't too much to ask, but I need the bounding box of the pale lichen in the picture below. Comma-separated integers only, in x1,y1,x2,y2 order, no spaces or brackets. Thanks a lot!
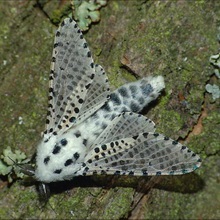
72,0,107,31
209,53,220,79
205,83,220,100
0,146,30,182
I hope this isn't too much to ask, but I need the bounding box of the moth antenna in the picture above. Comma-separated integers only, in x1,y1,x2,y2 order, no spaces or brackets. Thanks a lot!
8,156,35,176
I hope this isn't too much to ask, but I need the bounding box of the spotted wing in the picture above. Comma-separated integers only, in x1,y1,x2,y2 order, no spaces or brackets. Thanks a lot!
44,18,109,139
77,64,110,123
82,113,201,176
86,112,156,152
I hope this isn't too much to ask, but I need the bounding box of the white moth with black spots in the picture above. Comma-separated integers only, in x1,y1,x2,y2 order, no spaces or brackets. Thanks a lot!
32,18,201,186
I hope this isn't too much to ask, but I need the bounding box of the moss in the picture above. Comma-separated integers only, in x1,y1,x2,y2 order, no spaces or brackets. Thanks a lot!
102,188,133,219
190,111,220,157
0,182,39,218
41,0,72,25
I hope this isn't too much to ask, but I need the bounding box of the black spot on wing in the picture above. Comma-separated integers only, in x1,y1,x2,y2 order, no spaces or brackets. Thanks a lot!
94,147,100,153
101,144,107,150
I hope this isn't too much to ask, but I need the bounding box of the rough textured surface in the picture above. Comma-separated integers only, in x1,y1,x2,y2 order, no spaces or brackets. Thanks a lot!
0,0,219,219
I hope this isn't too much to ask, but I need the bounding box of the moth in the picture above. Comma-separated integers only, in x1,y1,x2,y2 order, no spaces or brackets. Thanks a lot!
25,18,201,193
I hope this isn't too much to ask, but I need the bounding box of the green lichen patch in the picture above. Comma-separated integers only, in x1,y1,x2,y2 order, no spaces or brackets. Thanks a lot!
72,0,107,31
206,83,220,100
0,146,30,183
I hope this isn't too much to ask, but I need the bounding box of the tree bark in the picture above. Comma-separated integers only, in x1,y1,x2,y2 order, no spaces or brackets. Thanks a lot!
0,0,219,219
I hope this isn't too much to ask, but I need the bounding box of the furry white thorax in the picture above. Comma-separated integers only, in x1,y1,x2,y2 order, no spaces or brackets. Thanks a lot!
35,115,106,183
35,128,85,182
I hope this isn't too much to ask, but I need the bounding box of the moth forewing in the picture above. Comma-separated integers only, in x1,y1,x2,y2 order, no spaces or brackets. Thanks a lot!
45,18,97,135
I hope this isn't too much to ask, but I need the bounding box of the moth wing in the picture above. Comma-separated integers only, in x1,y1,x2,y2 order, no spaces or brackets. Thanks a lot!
44,18,109,139
87,112,156,151
82,132,201,176
77,64,110,123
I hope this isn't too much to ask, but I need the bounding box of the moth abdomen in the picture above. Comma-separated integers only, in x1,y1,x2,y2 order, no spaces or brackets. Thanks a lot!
100,76,165,116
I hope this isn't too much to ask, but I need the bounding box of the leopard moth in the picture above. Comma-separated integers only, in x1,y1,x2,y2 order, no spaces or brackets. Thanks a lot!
29,18,201,186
